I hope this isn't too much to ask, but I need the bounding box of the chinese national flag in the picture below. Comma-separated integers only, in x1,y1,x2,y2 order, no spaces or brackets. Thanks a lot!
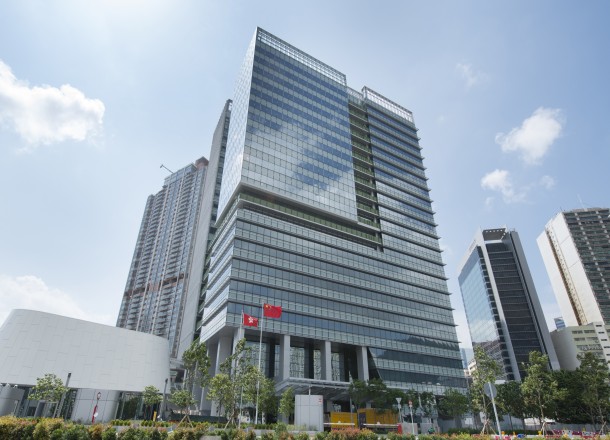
243,313,258,327
263,303,282,318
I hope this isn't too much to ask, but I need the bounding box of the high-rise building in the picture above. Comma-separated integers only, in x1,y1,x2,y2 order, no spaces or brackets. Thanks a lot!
193,28,465,410
537,208,610,327
554,317,566,330
117,157,208,360
458,228,559,381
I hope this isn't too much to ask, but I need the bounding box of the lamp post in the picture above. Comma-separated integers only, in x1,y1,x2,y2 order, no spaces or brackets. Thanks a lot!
161,378,168,420
92,392,101,424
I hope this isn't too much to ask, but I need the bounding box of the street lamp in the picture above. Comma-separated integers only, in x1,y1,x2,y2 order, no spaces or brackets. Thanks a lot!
161,378,168,420
92,392,101,424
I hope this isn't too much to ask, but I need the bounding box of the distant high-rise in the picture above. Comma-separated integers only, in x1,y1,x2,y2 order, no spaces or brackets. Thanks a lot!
538,208,610,327
458,228,559,381
554,317,566,330
117,158,208,359
192,28,465,408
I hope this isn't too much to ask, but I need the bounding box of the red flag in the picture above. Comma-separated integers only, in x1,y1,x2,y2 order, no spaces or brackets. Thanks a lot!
263,303,282,318
243,313,259,327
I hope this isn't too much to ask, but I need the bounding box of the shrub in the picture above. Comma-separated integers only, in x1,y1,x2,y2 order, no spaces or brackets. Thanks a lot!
149,429,168,440
89,424,106,440
50,428,66,440
33,421,50,440
118,426,149,440
295,432,310,440
356,429,377,440
102,427,118,440
15,420,37,440
64,424,90,440
261,432,275,440
315,432,328,440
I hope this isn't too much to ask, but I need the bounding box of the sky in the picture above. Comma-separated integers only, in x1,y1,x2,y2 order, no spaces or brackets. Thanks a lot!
1,1,609,353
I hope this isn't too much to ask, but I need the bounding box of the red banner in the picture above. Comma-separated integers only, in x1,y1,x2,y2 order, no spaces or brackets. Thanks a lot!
263,303,282,318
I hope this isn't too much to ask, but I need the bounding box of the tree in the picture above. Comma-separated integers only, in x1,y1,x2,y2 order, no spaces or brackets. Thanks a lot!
142,385,162,420
470,346,501,430
30,373,68,417
169,389,196,425
578,351,610,431
367,378,390,409
206,338,255,426
553,369,588,425
348,379,369,411
437,388,469,427
521,351,563,434
279,387,295,422
182,340,211,393
496,381,526,431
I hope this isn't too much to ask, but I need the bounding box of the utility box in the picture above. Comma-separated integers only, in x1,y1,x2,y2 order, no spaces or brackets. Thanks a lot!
295,395,323,431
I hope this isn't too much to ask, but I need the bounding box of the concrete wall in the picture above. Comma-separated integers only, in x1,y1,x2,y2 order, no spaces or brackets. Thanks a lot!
0,309,169,392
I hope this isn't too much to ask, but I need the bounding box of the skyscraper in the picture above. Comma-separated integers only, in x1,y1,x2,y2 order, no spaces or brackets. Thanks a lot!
193,28,465,408
117,157,208,360
458,228,558,381
537,208,610,326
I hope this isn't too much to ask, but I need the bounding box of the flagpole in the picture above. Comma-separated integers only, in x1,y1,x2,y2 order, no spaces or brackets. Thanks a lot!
238,308,244,429
255,303,263,425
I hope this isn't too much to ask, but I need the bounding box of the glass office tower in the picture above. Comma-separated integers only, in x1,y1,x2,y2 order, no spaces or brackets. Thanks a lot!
458,228,558,381
538,207,610,327
198,28,464,408
117,158,208,360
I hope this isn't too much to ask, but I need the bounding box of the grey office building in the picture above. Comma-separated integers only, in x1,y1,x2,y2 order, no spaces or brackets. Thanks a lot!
117,158,208,360
538,208,610,327
458,228,559,381
194,28,465,409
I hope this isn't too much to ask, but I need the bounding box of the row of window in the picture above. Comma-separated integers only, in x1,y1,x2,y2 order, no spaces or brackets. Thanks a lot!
235,219,445,279
255,45,348,101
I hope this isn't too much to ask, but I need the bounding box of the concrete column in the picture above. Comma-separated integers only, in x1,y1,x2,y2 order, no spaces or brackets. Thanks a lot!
233,327,244,350
215,335,233,374
320,341,332,381
356,346,369,382
279,334,291,381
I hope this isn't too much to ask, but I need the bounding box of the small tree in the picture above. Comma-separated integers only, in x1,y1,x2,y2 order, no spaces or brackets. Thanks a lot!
348,379,369,411
206,338,254,426
182,340,211,393
496,381,526,431
578,351,610,431
437,388,469,427
142,385,162,420
30,373,68,417
521,351,563,434
279,387,295,422
169,389,196,426
470,346,501,432
553,369,588,425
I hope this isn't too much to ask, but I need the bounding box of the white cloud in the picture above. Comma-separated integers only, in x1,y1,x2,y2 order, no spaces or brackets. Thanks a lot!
540,175,556,190
0,60,104,151
495,107,563,165
456,62,488,88
481,169,527,204
0,274,113,326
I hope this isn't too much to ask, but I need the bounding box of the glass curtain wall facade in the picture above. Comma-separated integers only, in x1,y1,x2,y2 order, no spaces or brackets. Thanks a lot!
537,208,610,327
198,28,464,404
458,228,558,381
117,158,208,359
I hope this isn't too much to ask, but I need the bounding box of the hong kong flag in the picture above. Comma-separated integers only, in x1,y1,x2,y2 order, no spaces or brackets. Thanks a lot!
263,303,282,318
243,313,259,327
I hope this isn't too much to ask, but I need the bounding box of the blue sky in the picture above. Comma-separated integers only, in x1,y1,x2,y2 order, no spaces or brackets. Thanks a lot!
1,1,609,351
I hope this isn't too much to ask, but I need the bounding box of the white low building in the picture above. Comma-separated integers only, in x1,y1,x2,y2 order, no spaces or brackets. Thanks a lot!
0,309,170,422
551,321,610,370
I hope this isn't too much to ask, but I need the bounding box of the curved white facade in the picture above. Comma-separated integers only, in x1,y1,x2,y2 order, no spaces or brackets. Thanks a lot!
0,309,169,391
